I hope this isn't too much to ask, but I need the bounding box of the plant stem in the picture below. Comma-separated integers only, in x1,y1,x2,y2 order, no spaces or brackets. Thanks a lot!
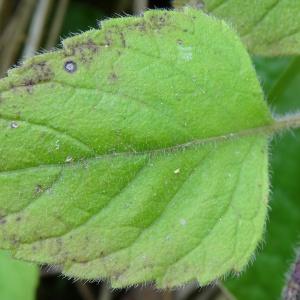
274,112,300,132
282,253,300,300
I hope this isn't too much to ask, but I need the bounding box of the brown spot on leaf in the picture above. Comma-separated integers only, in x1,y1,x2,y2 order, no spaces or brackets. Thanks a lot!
120,32,126,48
67,39,100,63
0,217,6,224
149,13,171,29
9,83,16,92
104,34,113,47
19,61,54,93
35,184,44,194
134,21,147,32
31,61,54,81
24,79,35,93
109,72,118,83
10,234,20,246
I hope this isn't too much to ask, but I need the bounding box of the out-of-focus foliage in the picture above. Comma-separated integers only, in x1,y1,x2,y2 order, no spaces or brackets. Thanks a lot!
0,250,39,300
174,0,300,56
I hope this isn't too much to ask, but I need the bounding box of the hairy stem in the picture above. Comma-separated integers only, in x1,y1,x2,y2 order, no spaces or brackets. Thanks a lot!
274,112,300,131
282,253,300,300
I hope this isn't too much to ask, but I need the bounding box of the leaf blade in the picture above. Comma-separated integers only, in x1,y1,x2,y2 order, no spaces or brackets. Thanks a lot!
0,8,273,287
225,56,300,300
173,0,300,56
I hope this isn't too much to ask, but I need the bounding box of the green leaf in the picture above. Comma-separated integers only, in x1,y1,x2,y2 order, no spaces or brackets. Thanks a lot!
252,56,293,95
0,8,273,287
0,251,38,300
173,0,300,56
225,57,300,299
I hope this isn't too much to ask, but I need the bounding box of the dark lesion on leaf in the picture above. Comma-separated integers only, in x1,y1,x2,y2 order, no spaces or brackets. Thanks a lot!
31,61,54,81
103,27,127,48
10,234,21,247
19,61,55,93
148,12,171,29
119,32,126,48
134,21,147,32
9,82,17,92
109,72,118,82
23,79,35,93
66,39,100,64
67,38,99,55
35,184,44,194
0,216,6,225
103,31,114,47
64,61,77,73
103,20,147,50
15,216,22,222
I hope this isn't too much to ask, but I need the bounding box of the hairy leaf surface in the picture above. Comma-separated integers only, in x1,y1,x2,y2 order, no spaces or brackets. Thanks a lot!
225,57,300,300
0,251,38,300
174,0,300,56
0,9,273,287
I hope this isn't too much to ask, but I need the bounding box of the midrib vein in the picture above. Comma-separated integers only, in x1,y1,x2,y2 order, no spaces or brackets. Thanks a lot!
1,113,299,174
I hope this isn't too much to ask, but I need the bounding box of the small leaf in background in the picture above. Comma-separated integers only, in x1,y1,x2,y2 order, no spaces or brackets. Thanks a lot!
0,8,273,287
173,0,300,56
225,57,300,300
0,251,38,300
253,56,293,95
